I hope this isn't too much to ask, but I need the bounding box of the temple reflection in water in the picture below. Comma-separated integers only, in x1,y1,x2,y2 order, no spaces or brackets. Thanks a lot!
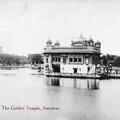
45,77,100,89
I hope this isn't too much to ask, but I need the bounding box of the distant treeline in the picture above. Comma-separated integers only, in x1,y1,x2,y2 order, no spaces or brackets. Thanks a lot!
0,54,27,65
100,54,120,67
0,53,44,66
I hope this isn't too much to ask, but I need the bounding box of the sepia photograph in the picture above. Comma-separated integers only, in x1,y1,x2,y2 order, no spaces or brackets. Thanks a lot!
0,0,120,120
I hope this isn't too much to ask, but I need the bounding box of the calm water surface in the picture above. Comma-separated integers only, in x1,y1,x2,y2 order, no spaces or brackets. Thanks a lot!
0,68,120,120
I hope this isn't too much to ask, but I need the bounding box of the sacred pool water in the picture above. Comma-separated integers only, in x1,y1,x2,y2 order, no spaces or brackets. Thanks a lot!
0,68,119,120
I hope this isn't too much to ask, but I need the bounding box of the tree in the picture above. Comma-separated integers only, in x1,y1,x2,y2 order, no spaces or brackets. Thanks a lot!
100,54,120,67
28,54,44,64
0,54,27,65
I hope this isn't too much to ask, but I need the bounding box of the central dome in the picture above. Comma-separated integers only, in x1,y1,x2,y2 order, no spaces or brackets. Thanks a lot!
78,34,86,41
71,35,87,47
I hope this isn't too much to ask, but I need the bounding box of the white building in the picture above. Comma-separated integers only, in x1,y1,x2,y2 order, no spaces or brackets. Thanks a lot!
43,35,101,74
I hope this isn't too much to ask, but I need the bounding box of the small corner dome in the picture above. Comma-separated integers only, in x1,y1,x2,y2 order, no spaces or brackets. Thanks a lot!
54,40,60,46
95,41,101,45
47,39,52,45
88,36,94,45
89,36,93,41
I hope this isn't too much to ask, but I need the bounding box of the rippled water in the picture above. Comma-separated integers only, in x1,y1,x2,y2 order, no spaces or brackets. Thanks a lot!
0,68,120,120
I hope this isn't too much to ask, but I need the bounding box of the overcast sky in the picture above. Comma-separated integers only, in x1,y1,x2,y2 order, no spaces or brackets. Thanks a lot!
0,0,120,56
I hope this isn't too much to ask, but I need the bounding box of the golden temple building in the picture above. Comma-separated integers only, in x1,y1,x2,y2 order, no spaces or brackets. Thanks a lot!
43,35,101,74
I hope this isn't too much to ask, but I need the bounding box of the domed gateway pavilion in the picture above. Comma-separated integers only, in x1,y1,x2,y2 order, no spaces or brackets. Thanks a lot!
43,35,101,75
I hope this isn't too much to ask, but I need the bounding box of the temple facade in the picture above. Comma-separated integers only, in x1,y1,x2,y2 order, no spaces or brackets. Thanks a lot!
43,35,101,74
